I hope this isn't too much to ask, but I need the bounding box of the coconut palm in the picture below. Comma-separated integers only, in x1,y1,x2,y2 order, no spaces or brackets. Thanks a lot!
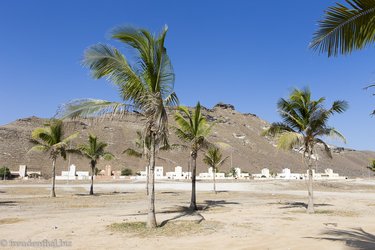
174,102,212,210
203,147,228,194
56,25,178,228
310,0,375,56
262,88,348,213
29,119,78,197
77,134,113,195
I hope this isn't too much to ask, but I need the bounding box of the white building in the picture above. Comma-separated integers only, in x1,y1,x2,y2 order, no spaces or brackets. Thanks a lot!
56,164,90,180
275,168,303,180
309,168,347,180
252,168,271,179
166,166,191,180
137,166,165,179
234,167,250,179
198,167,225,179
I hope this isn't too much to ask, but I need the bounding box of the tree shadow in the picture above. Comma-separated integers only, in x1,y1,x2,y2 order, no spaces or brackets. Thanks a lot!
199,200,240,210
159,206,204,227
307,227,375,249
269,201,333,209
160,191,180,195
74,191,134,197
0,201,18,206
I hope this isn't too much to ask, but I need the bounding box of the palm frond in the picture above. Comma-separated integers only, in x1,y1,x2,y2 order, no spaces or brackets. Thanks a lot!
262,122,294,137
277,131,303,150
123,148,142,158
310,0,375,56
103,152,115,161
315,138,333,158
62,132,79,144
55,99,130,119
327,128,347,143
28,145,49,153
82,43,142,92
329,100,349,114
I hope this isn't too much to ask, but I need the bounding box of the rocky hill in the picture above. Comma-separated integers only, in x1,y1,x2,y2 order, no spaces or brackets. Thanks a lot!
1,103,374,178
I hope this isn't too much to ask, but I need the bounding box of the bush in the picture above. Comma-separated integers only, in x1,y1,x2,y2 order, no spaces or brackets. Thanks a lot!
0,167,11,180
94,167,101,176
121,168,133,176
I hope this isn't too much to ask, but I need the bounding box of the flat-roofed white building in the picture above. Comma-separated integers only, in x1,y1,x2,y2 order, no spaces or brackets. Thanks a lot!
166,166,191,180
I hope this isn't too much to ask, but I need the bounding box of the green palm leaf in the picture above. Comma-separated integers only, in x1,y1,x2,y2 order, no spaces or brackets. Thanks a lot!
310,0,375,56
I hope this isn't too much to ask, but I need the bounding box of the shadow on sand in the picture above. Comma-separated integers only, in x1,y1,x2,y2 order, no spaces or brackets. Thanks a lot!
307,227,375,249
74,191,135,197
270,201,333,209
0,201,18,206
200,200,240,210
159,200,240,226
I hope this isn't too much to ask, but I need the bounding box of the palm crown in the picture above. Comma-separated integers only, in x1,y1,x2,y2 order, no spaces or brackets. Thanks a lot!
203,147,228,171
174,102,212,153
310,0,375,56
263,88,348,155
30,119,78,159
78,134,113,162
56,25,178,144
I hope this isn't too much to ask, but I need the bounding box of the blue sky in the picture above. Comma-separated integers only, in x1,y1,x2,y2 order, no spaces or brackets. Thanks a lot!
1,1,375,150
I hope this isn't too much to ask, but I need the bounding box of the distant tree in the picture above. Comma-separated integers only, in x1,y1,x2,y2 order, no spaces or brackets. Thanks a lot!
229,167,237,178
77,134,113,195
203,147,228,194
367,159,375,172
174,102,212,210
310,0,375,57
0,167,11,180
262,88,348,213
30,119,78,197
121,168,133,176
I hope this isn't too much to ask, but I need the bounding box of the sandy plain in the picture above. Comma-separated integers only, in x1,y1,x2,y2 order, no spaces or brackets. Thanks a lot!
1,179,375,250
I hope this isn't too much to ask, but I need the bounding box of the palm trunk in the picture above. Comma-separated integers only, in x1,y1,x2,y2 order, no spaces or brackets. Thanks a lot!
189,151,198,210
51,157,56,198
213,167,217,194
90,161,95,195
146,162,150,196
147,132,157,228
306,149,314,213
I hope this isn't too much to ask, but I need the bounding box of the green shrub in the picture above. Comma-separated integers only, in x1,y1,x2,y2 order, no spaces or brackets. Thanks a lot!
0,167,11,180
121,168,133,176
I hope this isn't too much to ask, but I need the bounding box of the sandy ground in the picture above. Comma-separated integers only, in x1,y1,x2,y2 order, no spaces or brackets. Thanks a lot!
1,179,375,250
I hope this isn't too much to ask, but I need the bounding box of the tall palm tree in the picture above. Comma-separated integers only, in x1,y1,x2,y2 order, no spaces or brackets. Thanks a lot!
174,102,212,210
262,88,348,213
56,25,178,228
203,146,228,194
310,0,375,56
77,134,113,195
30,119,78,197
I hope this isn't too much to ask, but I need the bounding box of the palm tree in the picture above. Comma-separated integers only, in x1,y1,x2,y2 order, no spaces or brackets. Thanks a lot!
174,102,212,210
203,147,228,194
30,119,78,197
56,25,178,228
310,0,375,56
262,88,348,213
77,134,113,195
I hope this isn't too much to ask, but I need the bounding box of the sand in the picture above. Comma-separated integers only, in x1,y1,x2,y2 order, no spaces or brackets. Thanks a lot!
1,179,375,250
